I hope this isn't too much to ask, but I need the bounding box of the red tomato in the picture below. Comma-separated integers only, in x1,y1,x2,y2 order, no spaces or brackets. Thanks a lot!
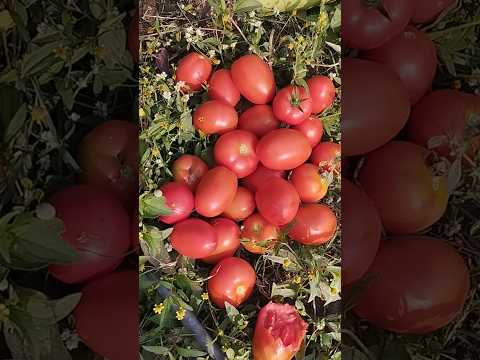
272,85,313,125
411,0,455,23
354,236,470,334
231,54,276,104
193,100,238,135
208,257,256,308
342,58,410,156
172,154,209,192
222,186,255,221
158,182,194,224
242,164,286,193
238,105,281,137
127,9,139,64
292,116,324,147
241,213,279,254
175,52,212,91
288,204,337,245
170,218,217,258
74,270,137,360
253,302,308,360
49,185,130,284
342,0,415,50
358,141,449,234
77,120,138,213
201,218,240,264
342,178,381,286
307,76,336,114
214,130,259,178
208,69,241,107
256,178,300,226
310,142,341,173
256,129,312,170
290,163,329,203
195,166,238,217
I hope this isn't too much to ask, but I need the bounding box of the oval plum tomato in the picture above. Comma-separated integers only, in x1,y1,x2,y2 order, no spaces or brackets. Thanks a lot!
158,182,194,224
256,129,312,170
342,0,416,50
214,130,259,178
172,154,208,192
307,76,336,114
170,218,217,258
74,270,137,360
195,166,238,217
354,236,470,334
342,58,410,156
411,0,455,23
288,204,337,245
208,69,241,107
238,105,281,137
358,141,449,234
208,257,256,308
231,54,276,104
256,178,300,226
290,163,329,203
77,120,138,213
201,218,240,264
253,302,308,360
222,186,255,221
272,85,313,125
175,52,212,91
242,164,286,193
362,26,437,104
193,100,238,135
342,178,381,286
241,213,279,254
292,116,324,148
127,9,139,64
310,142,341,173
49,185,130,284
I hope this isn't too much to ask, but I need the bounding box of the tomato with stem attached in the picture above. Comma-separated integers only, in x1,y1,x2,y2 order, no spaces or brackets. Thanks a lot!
272,85,312,125
241,213,279,254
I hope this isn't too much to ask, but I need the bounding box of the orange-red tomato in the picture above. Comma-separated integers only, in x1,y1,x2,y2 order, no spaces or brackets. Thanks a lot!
290,163,329,203
411,0,455,23
272,85,313,125
158,182,194,224
193,100,238,135
201,218,241,264
288,204,337,245
170,218,217,258
238,105,281,137
307,76,336,114
127,9,139,64
175,52,212,91
242,164,286,193
310,141,341,173
172,154,209,192
222,186,255,221
292,116,324,147
208,69,241,107
241,213,279,254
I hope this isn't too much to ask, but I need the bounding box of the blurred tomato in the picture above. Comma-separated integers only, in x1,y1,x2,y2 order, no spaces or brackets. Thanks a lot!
193,100,238,135
411,0,455,23
172,154,209,192
175,52,212,91
272,85,312,125
307,76,335,114
310,142,341,173
127,9,139,64
158,182,194,224
242,164,286,193
202,218,240,264
290,164,329,203
238,105,281,137
288,204,337,245
222,186,255,221
170,218,217,258
241,213,279,254
256,178,300,226
208,69,241,107
292,116,324,148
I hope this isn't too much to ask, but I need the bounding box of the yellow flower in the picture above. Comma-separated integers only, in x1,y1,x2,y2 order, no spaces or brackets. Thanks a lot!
201,292,209,301
153,303,164,315
139,108,145,118
139,262,145,272
31,106,48,125
282,258,291,268
176,307,186,320
293,275,302,284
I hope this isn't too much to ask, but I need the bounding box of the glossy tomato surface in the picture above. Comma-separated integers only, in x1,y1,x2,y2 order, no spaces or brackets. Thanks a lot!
290,163,329,203
127,9,139,64
222,186,255,221
256,178,300,226
242,164,286,193
193,100,238,135
208,69,241,107
310,142,341,172
238,105,280,137
241,213,279,254
172,154,209,192
292,116,324,148
288,204,337,245
170,218,217,258
201,218,240,264
307,76,336,114
411,0,455,23
272,85,313,125
175,52,212,91
158,182,194,224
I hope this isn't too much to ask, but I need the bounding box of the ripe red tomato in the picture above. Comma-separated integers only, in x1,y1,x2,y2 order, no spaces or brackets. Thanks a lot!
201,218,240,264
256,178,300,226
362,26,437,104
195,166,238,217
307,76,335,114
354,236,470,334
342,178,381,286
342,0,415,50
292,116,324,148
310,142,341,173
175,52,212,91
208,69,241,107
358,141,449,234
74,270,137,360
214,130,259,178
272,85,313,125
77,120,138,213
342,58,410,156
290,163,329,203
411,0,455,23
208,257,256,308
193,100,238,135
288,204,337,245
49,185,130,284
170,218,217,258
238,105,280,137
172,154,209,192
256,129,312,170
158,182,194,224
222,186,255,221
241,164,286,193
241,213,279,254
231,54,276,104
253,302,308,360
127,9,139,64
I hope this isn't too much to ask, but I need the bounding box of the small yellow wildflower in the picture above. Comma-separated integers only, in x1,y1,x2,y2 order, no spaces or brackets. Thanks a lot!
293,275,302,284
282,258,291,268
139,108,145,118
139,262,145,272
201,292,209,301
176,307,186,320
153,303,164,315
151,147,160,157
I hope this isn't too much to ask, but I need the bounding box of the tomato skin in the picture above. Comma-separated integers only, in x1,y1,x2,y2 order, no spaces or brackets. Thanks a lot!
172,154,209,192
170,218,217,258
241,213,279,254
288,204,337,245
175,52,212,91
290,164,329,203
222,186,256,221
412,0,455,23
49,185,130,284
256,129,312,170
255,178,300,226
292,116,324,148
195,166,238,217
201,218,241,264
253,302,308,360
231,54,276,104
354,236,470,334
127,9,139,64
358,141,449,234
310,142,341,173
214,130,259,178
208,257,256,308
158,182,194,224
272,85,313,125
242,164,286,193
307,76,336,114
193,100,239,135
238,105,281,137
208,69,241,107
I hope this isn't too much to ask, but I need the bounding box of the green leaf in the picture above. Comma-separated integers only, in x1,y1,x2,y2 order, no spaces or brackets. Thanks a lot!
4,103,27,143
26,293,82,325
0,10,15,32
225,301,240,320
142,345,170,355
21,41,63,78
271,283,296,298
176,347,207,357
89,0,107,19
139,192,172,218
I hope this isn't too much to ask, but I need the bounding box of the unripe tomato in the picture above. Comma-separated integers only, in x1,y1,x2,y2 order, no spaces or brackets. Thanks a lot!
193,100,238,135
292,116,324,148
127,9,139,64
307,76,335,114
238,105,281,137
290,163,329,203
158,182,194,224
256,178,300,226
242,164,286,193
208,257,256,308
241,213,279,254
412,0,455,23
272,85,312,125
208,69,241,107
175,52,212,91
201,218,241,264
288,204,337,245
172,154,209,192
170,218,217,258
222,186,255,221
310,142,341,173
